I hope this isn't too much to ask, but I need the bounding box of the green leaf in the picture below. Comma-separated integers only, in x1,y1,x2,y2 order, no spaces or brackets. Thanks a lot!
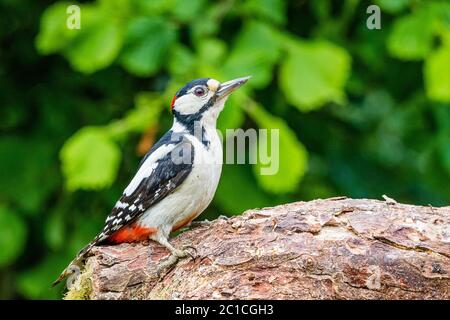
65,20,122,73
120,17,177,76
0,206,27,266
168,44,196,78
197,38,227,67
387,9,434,60
136,0,173,15
240,0,286,25
35,2,78,54
64,12,123,73
332,90,394,129
44,211,65,251
432,101,450,132
189,4,220,39
424,44,450,102
437,133,450,175
172,0,206,22
98,0,133,14
60,127,121,191
126,92,165,132
246,102,308,194
375,0,411,14
429,2,450,35
223,21,281,88
106,92,165,139
280,40,351,111
0,137,58,213
215,164,277,215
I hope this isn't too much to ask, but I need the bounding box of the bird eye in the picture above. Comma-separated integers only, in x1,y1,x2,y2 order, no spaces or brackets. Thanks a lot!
194,87,206,97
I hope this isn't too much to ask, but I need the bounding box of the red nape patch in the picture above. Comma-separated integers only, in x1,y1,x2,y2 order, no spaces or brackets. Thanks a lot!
170,95,177,111
108,224,157,243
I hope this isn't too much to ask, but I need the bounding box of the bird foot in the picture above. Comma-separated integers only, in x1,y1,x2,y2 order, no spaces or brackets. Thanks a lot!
156,245,197,277
156,254,178,277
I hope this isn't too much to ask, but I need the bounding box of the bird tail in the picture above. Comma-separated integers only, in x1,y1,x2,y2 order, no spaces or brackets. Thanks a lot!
52,241,97,287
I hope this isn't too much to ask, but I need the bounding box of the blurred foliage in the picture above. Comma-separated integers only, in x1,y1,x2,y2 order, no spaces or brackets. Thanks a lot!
0,0,449,299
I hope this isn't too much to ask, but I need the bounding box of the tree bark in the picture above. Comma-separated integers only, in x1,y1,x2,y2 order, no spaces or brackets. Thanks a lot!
65,197,450,300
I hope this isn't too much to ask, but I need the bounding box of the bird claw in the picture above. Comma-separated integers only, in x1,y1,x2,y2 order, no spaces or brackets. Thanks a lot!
155,245,197,278
181,245,197,260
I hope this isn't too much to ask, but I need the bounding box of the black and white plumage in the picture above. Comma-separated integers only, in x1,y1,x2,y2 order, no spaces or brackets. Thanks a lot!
54,76,250,285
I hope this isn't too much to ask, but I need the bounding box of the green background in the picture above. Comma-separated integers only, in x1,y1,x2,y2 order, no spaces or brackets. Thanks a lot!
0,0,449,299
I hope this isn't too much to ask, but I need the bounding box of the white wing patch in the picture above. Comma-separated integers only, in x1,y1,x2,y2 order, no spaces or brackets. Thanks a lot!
115,201,128,209
123,144,174,196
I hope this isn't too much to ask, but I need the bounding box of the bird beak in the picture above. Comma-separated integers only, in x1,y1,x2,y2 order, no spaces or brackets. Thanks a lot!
216,76,251,98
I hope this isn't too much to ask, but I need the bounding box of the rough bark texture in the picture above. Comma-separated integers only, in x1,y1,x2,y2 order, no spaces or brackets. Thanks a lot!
66,197,450,300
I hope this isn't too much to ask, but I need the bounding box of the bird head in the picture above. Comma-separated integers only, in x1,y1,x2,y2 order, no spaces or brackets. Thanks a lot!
170,76,250,128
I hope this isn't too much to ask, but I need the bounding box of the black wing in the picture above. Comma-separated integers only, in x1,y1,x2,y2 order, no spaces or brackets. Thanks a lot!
76,138,194,257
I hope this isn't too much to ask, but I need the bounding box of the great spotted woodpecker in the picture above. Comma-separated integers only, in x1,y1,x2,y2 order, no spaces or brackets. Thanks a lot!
54,76,250,285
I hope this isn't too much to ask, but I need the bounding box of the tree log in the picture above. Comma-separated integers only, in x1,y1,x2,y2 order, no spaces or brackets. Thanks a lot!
65,197,450,300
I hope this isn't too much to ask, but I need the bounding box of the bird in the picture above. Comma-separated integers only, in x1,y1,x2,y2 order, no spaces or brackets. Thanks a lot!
53,76,250,286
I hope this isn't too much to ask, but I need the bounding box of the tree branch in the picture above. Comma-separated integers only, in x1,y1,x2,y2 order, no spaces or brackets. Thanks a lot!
65,197,450,300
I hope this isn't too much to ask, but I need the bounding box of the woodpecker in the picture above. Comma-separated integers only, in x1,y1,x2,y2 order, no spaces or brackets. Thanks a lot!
54,76,250,285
